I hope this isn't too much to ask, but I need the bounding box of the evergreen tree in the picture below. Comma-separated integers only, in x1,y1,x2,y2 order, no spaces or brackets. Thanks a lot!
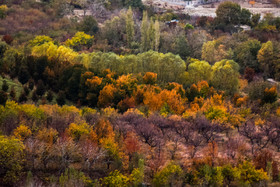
126,7,135,47
2,80,8,92
36,80,45,96
57,91,66,106
31,91,38,102
9,87,16,100
18,92,27,103
46,91,54,102
0,90,7,105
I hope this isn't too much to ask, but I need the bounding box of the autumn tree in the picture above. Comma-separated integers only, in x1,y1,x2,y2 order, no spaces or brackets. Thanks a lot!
257,41,274,78
65,32,94,51
0,136,25,185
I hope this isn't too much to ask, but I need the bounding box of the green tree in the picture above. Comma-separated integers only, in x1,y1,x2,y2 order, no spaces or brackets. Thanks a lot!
233,39,261,72
79,16,99,35
141,11,150,52
174,35,190,59
2,80,8,92
154,19,160,51
126,7,135,47
216,1,242,25
240,8,252,25
149,18,155,50
130,159,144,186
0,90,8,105
187,60,211,85
153,162,183,187
236,161,268,185
0,136,25,185
211,59,240,94
201,41,216,65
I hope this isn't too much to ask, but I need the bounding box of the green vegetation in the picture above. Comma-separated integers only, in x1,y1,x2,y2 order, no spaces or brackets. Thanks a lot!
0,0,280,186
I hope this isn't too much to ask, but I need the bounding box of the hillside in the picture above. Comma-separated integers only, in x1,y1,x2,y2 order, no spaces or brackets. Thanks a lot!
0,0,280,186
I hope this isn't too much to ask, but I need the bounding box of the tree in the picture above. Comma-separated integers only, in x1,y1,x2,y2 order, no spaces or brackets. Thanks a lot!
154,20,160,52
31,91,38,102
126,7,135,47
46,91,53,102
153,162,183,187
236,161,268,185
124,0,144,9
67,123,90,141
143,72,157,85
79,16,99,35
98,84,117,108
257,41,274,78
13,125,32,141
0,90,7,105
233,39,261,72
101,170,129,187
149,18,155,50
29,35,53,47
65,32,94,51
216,1,242,25
18,66,30,85
18,92,28,103
2,35,13,45
0,136,25,185
201,41,216,65
211,59,240,94
0,5,8,19
36,80,45,96
174,35,190,59
187,60,211,85
57,91,66,106
2,80,8,92
141,11,149,52
240,8,252,25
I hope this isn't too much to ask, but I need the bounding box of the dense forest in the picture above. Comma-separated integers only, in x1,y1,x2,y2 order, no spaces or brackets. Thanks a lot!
1,0,280,186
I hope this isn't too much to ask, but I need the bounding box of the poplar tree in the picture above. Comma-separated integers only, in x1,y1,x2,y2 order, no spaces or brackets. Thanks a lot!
149,18,155,50
141,11,149,52
126,7,135,47
154,19,160,51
